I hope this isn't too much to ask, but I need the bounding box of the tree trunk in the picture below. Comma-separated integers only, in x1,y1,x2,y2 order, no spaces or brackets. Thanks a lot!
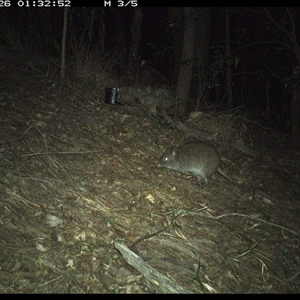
60,7,68,79
290,19,300,148
128,8,143,83
192,7,211,108
225,7,234,108
175,7,195,117
292,65,300,148
167,7,184,85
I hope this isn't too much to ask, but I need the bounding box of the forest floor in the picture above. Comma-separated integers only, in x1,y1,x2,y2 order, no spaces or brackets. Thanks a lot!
0,53,300,294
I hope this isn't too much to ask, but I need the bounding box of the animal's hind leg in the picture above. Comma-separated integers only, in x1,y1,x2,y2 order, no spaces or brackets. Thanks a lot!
196,176,211,187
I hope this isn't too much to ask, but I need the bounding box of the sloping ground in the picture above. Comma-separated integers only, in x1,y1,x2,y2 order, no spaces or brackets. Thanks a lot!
0,61,299,293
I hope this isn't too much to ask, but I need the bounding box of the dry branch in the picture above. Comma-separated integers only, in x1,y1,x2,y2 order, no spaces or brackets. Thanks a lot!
114,241,192,294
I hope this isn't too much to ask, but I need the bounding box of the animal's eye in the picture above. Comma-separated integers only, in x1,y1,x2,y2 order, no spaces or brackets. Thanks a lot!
164,157,169,162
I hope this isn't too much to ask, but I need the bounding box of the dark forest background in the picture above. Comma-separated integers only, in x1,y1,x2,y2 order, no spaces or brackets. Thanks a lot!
1,7,299,147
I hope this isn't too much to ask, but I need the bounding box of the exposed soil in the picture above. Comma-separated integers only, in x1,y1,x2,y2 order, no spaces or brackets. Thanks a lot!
0,55,300,294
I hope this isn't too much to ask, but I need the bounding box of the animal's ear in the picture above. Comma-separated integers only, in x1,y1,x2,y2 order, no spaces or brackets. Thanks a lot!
170,148,178,157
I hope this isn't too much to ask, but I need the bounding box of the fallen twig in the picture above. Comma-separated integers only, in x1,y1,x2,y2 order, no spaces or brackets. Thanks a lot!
114,241,192,294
